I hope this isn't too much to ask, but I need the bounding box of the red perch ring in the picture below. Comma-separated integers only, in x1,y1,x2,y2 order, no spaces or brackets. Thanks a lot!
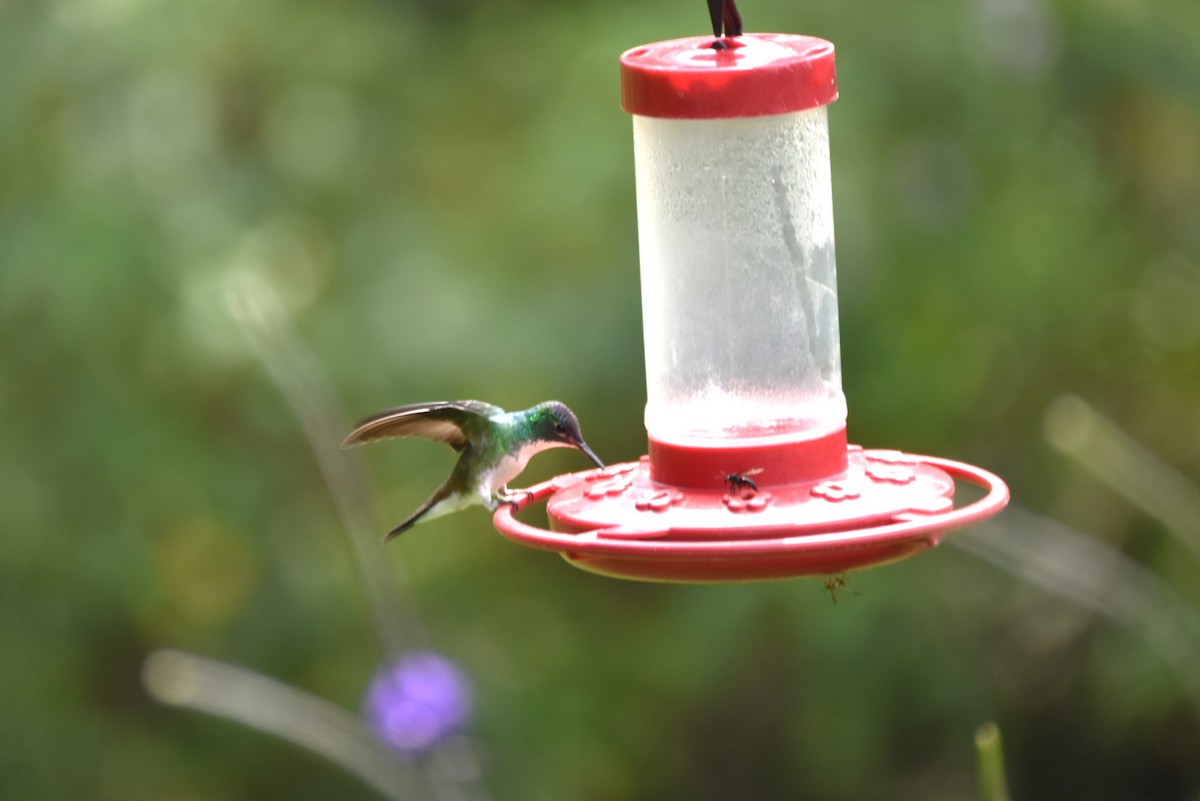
493,445,1008,583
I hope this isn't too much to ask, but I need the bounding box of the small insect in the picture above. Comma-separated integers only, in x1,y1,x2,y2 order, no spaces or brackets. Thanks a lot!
721,467,764,497
822,573,860,605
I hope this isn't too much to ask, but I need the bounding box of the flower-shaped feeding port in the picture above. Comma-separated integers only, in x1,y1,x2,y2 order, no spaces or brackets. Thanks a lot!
493,33,1008,582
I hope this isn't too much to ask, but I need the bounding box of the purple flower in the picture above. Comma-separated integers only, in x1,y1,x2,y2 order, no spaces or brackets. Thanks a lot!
363,651,473,753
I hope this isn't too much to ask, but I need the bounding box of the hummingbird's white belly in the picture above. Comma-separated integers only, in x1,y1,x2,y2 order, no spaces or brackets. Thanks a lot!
423,491,482,522
424,443,552,523
479,442,552,507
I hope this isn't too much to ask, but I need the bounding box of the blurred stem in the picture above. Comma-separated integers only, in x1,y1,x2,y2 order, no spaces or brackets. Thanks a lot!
226,275,495,801
953,507,1200,718
226,273,425,659
1044,394,1200,564
143,649,432,801
975,722,1012,801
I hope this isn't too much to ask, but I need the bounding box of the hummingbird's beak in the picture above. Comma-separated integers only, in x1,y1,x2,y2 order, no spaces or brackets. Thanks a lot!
576,439,605,469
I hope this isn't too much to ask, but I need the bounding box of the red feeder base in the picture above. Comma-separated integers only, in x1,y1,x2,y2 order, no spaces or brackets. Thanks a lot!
492,436,1008,583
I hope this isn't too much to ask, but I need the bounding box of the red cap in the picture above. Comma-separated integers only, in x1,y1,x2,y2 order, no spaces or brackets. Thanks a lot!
620,33,837,119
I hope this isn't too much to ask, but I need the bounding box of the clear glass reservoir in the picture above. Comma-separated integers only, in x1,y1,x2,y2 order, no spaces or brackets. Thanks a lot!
623,35,845,445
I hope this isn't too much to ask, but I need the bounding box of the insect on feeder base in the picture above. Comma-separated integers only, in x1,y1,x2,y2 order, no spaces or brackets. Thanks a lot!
492,33,1008,582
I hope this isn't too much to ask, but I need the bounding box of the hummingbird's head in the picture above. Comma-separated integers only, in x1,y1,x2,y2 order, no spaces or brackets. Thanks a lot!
531,401,605,469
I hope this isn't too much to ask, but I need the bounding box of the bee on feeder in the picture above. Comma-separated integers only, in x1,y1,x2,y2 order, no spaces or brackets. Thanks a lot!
721,468,764,498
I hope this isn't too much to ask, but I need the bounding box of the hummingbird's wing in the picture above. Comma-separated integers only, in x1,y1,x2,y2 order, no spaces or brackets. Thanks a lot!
342,400,503,451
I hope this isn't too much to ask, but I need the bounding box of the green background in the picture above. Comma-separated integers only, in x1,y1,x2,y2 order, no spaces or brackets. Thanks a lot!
3,0,1200,798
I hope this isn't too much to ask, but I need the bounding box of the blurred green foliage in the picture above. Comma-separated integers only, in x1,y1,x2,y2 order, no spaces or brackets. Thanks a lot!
3,0,1200,798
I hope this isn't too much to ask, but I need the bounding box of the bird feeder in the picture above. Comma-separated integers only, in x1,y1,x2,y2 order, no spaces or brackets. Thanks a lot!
493,32,1008,582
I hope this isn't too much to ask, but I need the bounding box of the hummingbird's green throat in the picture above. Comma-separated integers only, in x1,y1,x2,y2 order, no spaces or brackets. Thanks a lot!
343,399,604,541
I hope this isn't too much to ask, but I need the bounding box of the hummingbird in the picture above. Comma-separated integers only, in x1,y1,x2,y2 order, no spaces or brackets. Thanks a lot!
343,399,605,541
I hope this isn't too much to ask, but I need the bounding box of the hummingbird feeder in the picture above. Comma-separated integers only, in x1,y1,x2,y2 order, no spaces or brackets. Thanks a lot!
493,32,1008,582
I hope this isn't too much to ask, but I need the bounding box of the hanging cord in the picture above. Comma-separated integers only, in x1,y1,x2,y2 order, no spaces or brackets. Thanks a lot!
707,0,743,48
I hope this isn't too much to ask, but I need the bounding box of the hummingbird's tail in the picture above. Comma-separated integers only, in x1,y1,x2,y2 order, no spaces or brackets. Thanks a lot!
383,514,421,542
382,479,463,542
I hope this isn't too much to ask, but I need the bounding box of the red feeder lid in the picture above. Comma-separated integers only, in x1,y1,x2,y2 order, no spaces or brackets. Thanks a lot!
620,33,837,119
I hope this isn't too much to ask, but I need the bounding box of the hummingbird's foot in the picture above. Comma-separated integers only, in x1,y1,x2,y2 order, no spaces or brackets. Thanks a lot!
496,487,535,513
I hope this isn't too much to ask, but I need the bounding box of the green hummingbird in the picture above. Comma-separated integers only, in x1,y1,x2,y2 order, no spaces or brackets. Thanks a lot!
343,399,605,540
